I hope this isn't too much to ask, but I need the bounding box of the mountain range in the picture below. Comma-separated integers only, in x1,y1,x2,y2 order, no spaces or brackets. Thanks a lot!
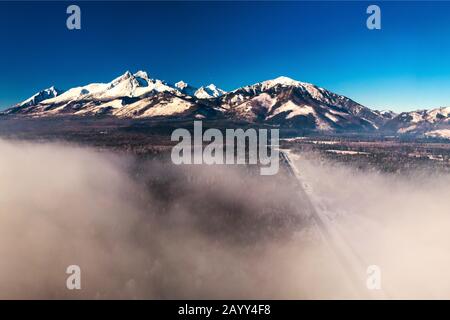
2,70,450,139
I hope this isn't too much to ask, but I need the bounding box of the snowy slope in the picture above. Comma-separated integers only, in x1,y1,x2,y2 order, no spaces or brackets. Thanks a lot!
2,73,398,132
194,84,227,99
213,76,388,131
43,71,177,105
424,129,450,139
174,81,197,97
382,106,450,137
4,86,63,114
173,81,227,99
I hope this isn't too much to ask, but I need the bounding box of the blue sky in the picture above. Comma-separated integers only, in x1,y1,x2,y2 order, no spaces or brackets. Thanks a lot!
1,1,450,112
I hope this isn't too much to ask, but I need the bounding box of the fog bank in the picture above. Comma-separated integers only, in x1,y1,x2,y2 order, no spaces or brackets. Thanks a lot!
1,139,450,299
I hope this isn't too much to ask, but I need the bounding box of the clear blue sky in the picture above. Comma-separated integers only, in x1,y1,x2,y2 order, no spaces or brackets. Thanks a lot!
1,1,450,112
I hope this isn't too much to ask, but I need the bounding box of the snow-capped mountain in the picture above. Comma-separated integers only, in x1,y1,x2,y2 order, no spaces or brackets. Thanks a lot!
2,71,397,132
210,76,388,131
42,71,178,105
374,110,397,120
174,81,197,97
5,86,63,114
194,84,227,99
173,81,227,99
4,71,227,118
382,107,450,138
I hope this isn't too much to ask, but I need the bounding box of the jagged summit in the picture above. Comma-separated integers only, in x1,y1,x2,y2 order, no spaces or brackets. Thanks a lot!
195,84,227,99
134,70,150,80
382,106,450,137
15,86,63,109
263,76,300,86
5,70,230,111
175,81,189,90
174,80,198,97
3,71,420,134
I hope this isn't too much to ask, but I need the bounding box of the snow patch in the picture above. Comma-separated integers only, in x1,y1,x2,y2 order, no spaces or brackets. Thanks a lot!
424,129,450,139
326,150,370,155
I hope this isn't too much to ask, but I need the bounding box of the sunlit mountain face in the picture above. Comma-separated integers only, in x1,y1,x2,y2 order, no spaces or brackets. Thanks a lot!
2,71,394,132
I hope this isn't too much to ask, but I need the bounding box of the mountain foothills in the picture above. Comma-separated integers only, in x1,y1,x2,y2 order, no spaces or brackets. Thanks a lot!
2,70,450,139
382,107,450,139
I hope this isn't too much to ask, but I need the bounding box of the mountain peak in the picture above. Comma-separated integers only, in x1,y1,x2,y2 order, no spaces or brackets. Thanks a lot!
194,84,226,99
273,76,296,83
263,76,301,87
134,70,150,80
174,80,198,97
113,70,133,82
205,84,218,89
43,86,61,97
175,81,189,90
4,72,400,134
13,86,63,109
122,70,133,78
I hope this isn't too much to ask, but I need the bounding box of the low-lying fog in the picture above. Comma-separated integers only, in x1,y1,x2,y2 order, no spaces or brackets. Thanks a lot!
0,139,450,299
